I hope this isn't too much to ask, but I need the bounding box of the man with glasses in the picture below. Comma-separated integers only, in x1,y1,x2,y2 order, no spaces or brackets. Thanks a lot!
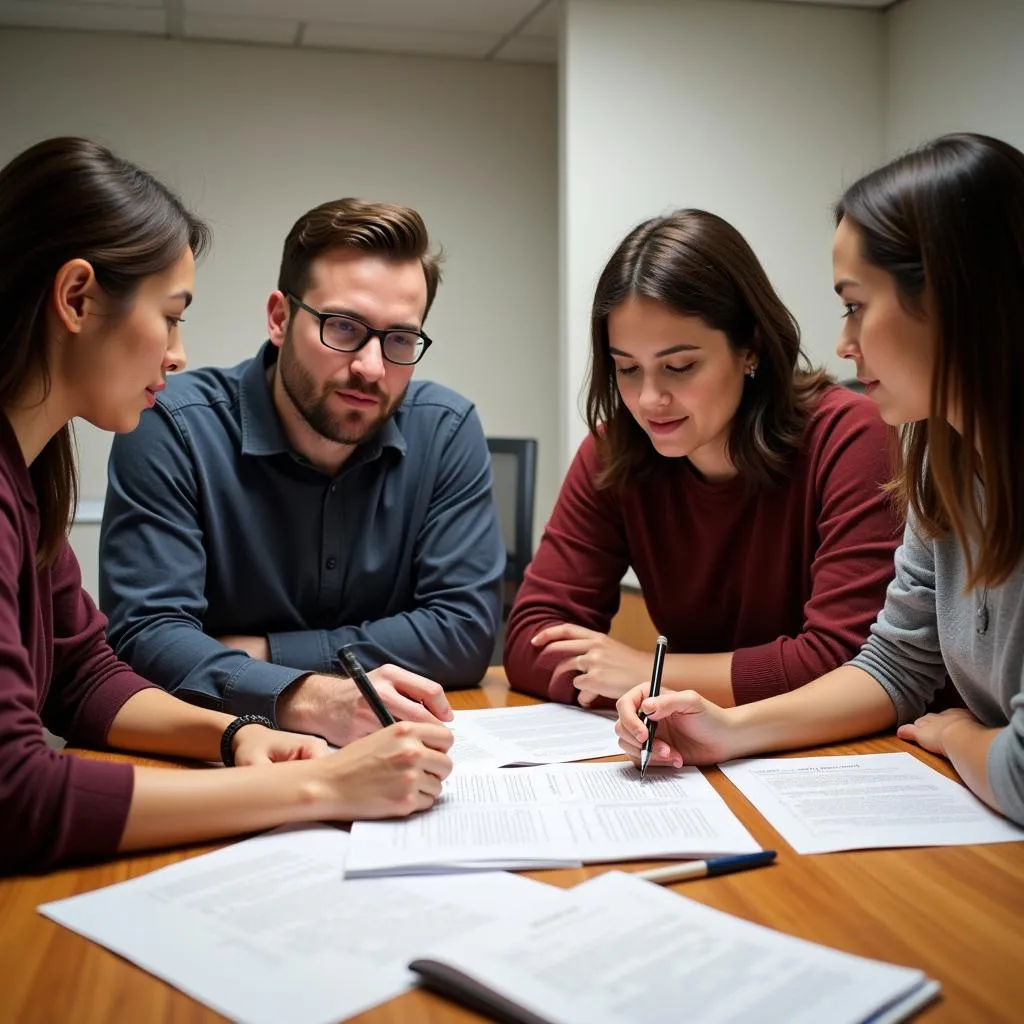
98,199,504,747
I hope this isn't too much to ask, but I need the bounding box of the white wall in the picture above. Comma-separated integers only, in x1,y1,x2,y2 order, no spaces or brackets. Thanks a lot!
8,2,1024,602
0,27,558,596
561,0,885,464
887,0,1024,155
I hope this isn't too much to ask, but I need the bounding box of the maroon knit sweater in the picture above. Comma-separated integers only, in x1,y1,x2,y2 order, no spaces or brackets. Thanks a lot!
505,387,901,704
0,413,152,875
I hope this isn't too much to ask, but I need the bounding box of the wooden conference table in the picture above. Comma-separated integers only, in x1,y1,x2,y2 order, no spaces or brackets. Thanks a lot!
1,669,1022,1023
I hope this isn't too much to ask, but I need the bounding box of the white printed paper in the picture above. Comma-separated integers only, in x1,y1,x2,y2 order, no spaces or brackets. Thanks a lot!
410,870,939,1024
448,703,620,771
720,752,1024,854
39,825,566,1024
346,761,760,876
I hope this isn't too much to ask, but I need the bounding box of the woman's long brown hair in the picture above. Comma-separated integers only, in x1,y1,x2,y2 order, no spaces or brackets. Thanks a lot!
0,137,209,564
837,133,1024,589
586,209,830,491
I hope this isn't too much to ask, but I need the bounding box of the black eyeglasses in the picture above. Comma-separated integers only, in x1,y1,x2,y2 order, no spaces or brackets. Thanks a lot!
287,294,433,365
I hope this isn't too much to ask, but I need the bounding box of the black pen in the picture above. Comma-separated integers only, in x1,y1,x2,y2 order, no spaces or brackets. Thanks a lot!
639,634,668,781
338,645,395,727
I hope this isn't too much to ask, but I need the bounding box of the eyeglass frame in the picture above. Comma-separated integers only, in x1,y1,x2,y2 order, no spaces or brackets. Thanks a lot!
286,293,434,365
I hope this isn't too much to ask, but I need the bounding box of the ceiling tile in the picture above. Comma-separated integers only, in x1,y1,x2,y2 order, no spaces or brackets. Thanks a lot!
301,21,500,58
183,11,298,44
759,0,891,6
0,0,166,32
493,32,556,63
187,0,539,34
519,0,559,38
26,0,161,7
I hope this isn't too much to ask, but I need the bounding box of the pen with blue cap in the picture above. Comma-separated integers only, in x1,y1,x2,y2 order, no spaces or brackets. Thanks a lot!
636,850,777,885
638,634,668,781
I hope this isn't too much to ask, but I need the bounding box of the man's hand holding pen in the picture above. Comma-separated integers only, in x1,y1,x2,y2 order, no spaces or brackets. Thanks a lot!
277,663,453,748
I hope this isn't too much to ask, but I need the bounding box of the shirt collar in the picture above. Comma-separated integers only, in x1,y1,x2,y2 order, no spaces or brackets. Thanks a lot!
240,340,408,464
239,342,292,457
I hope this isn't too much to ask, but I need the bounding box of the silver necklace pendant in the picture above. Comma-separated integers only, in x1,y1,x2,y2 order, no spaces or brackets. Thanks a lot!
976,592,989,636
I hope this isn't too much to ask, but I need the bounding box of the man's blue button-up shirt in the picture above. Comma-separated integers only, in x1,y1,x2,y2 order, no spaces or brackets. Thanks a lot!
99,342,504,721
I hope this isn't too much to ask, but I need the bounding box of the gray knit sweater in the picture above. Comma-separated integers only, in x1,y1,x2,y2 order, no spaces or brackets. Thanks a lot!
851,512,1024,825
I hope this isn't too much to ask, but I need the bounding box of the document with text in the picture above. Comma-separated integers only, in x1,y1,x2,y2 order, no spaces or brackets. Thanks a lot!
448,704,620,770
345,761,761,876
38,825,566,1024
409,870,940,1024
720,752,1024,854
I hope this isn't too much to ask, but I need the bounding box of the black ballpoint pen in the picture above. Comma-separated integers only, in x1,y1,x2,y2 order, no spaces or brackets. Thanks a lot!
639,634,668,781
338,645,395,727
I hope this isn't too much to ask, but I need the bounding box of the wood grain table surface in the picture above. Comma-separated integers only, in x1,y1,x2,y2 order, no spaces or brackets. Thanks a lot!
1,668,1021,1022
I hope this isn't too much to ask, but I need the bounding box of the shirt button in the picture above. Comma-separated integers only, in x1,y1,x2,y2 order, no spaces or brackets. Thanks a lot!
326,557,337,570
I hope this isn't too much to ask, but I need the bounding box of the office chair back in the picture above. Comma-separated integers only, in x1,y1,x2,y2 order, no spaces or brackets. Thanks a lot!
486,437,537,665
486,436,538,596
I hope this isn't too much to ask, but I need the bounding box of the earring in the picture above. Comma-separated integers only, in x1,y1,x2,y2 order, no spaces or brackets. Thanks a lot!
746,363,758,379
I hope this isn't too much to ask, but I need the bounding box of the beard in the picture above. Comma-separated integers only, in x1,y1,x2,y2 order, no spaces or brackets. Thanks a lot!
277,325,408,446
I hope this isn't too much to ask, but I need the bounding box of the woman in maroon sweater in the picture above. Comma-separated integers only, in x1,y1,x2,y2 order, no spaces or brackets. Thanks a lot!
0,138,452,876
505,209,901,707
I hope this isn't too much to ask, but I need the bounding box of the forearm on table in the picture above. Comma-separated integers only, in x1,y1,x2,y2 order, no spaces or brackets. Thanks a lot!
324,608,497,686
118,760,323,852
662,653,735,706
115,622,260,702
942,721,1000,811
728,665,897,756
106,689,236,763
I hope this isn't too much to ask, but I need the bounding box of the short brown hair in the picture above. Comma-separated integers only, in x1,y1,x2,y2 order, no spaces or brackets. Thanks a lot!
277,198,443,317
836,133,1024,589
0,137,209,565
587,209,831,490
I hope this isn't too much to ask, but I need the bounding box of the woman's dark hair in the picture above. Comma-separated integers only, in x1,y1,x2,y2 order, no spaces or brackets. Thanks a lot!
0,137,209,565
587,208,831,490
836,132,1024,589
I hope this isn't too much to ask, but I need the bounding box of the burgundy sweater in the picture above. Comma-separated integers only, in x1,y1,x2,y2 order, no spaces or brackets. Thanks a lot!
505,387,902,704
0,414,152,875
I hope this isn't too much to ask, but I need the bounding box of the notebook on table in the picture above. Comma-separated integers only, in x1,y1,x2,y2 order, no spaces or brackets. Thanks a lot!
409,871,940,1024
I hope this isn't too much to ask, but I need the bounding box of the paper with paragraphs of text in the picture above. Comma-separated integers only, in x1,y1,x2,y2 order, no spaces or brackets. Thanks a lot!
409,869,940,1024
719,752,1024,854
447,703,621,770
39,825,567,1024
345,761,761,876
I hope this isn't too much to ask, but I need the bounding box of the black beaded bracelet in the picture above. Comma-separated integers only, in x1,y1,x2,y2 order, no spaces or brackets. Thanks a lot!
220,714,275,767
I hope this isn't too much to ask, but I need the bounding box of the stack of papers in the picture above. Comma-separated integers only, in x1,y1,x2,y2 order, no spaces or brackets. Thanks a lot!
345,761,761,876
39,826,564,1024
448,703,620,770
720,753,1024,853
39,828,940,1024
410,870,941,1024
